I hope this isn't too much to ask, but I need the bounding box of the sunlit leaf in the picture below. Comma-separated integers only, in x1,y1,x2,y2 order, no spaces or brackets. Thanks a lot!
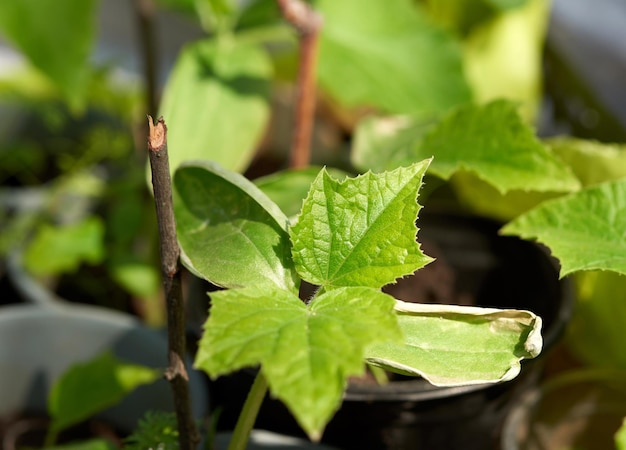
174,160,298,291
415,100,580,193
0,0,97,110
316,0,471,118
290,162,433,290
160,38,271,174
195,286,401,439
502,178,626,277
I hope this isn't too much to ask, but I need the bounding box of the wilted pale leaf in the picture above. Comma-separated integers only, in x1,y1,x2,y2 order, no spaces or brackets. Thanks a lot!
365,300,542,386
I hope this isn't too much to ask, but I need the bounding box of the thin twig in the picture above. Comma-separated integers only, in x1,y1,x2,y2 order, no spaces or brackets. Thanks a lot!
147,116,199,450
275,0,322,169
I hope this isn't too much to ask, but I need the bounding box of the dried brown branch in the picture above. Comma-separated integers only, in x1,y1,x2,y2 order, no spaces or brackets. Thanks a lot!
147,116,199,450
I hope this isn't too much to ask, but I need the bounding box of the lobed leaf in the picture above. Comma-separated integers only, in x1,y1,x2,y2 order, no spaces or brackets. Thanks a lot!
174,160,298,291
365,300,542,386
502,178,626,277
290,162,433,290
414,100,580,193
195,286,401,440
160,38,271,174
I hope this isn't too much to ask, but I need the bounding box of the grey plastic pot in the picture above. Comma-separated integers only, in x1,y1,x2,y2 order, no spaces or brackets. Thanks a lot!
1,253,209,436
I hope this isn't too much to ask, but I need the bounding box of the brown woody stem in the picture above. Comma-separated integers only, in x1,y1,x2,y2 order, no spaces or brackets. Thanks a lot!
147,116,199,450
275,0,322,169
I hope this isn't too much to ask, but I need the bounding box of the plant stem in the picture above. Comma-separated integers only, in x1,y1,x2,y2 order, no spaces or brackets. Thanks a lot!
147,116,199,450
275,0,323,169
227,372,269,450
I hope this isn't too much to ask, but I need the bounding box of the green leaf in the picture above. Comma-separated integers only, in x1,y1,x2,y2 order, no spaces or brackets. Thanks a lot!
414,100,580,193
195,286,401,439
193,0,237,33
548,137,626,188
567,271,626,370
109,260,160,298
44,438,117,450
160,38,272,174
316,0,471,118
351,115,435,172
366,301,542,386
0,0,97,110
463,0,548,121
290,162,433,290
616,417,626,450
502,178,626,277
174,160,298,291
124,411,179,450
23,217,105,276
48,352,161,435
254,167,349,219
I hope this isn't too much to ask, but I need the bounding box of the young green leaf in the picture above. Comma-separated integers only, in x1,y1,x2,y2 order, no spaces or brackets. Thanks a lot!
48,352,161,436
195,286,401,439
23,217,105,276
254,167,349,219
160,38,271,174
315,0,471,118
0,0,97,111
290,161,433,290
414,100,580,193
365,301,542,386
502,178,626,277
174,160,299,291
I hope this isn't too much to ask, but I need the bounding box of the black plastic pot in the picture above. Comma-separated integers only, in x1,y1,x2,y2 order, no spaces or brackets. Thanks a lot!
246,213,574,450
